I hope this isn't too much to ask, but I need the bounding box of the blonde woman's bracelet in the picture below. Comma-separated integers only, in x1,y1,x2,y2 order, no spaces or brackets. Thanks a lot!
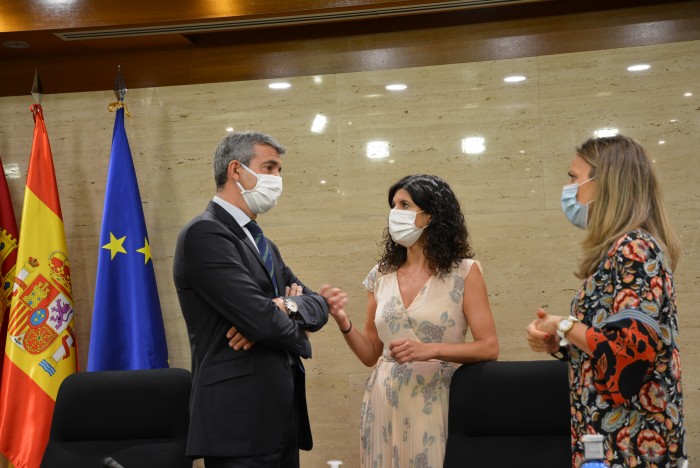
340,320,353,334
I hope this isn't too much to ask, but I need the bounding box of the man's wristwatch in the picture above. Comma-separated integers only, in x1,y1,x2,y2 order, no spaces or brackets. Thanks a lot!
556,316,579,347
284,298,299,317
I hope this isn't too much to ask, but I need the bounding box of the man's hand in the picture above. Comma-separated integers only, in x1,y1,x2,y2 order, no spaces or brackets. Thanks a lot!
226,324,255,351
286,283,303,296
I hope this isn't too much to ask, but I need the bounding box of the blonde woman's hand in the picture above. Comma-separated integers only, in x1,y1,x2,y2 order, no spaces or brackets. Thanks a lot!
526,308,559,354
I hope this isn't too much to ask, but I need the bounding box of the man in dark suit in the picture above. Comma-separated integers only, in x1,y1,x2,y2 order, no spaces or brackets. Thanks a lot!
173,131,343,468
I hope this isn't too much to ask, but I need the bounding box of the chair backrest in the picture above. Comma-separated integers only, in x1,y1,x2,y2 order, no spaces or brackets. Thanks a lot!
444,360,570,468
41,367,192,468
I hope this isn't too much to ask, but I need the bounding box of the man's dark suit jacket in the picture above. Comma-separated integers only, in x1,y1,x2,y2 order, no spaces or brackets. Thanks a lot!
173,201,329,459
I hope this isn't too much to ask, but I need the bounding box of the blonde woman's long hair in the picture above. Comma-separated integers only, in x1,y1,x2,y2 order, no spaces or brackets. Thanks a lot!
576,135,680,279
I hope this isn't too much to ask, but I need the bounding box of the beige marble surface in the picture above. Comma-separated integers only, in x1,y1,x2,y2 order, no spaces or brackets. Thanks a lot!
1,39,698,466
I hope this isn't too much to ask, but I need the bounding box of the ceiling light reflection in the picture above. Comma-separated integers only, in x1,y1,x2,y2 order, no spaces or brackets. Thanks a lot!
3,163,20,179
268,82,291,90
367,141,390,159
461,137,485,154
594,128,619,138
311,114,327,133
627,64,650,72
386,84,407,91
684,92,693,97
504,76,526,83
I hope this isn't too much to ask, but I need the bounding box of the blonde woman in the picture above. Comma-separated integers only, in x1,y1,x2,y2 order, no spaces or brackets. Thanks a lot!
527,136,687,467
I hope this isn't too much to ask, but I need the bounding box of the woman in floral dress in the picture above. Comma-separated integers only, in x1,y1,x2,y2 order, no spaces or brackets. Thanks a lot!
322,174,499,467
526,136,687,467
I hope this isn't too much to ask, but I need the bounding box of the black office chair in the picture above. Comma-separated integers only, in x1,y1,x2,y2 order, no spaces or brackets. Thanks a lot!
444,360,571,468
41,367,192,468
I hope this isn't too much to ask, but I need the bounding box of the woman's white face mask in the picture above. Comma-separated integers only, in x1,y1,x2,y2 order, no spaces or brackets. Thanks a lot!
388,208,426,247
236,163,283,214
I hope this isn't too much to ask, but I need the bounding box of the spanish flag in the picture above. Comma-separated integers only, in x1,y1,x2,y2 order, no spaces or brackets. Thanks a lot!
0,157,19,378
0,104,78,468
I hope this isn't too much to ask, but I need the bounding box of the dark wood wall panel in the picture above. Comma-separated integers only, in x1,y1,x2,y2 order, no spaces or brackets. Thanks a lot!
0,0,547,32
0,1,698,97
192,2,700,84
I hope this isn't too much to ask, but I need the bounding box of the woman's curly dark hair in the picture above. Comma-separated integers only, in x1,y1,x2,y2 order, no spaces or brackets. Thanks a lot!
377,174,473,278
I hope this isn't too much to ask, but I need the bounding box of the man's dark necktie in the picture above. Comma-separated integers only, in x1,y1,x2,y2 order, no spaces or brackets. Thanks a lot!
245,220,278,295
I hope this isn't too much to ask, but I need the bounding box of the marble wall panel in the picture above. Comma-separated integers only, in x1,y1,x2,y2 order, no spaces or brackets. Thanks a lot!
0,39,698,466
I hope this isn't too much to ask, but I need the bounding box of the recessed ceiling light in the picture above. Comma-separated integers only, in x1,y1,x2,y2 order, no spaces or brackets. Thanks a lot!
268,82,291,90
385,84,407,91
627,64,650,72
3,41,30,49
504,75,526,83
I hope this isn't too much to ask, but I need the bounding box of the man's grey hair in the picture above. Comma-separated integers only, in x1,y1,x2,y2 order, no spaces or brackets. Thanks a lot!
213,130,286,189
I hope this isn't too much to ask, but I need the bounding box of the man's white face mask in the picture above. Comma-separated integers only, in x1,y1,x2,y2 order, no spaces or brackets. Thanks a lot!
236,163,283,214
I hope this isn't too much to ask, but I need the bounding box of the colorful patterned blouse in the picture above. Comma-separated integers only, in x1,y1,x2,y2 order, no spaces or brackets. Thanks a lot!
568,230,686,467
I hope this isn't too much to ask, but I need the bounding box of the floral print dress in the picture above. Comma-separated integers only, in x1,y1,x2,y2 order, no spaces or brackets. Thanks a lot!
360,259,476,468
568,230,687,467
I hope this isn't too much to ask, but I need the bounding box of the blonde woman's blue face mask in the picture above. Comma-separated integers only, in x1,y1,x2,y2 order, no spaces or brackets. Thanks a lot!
561,177,595,229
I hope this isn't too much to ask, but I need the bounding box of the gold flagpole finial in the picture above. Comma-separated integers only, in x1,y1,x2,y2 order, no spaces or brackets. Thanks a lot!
31,69,43,105
109,65,131,117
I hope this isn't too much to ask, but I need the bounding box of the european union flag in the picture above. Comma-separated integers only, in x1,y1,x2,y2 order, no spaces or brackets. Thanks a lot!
87,106,168,371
